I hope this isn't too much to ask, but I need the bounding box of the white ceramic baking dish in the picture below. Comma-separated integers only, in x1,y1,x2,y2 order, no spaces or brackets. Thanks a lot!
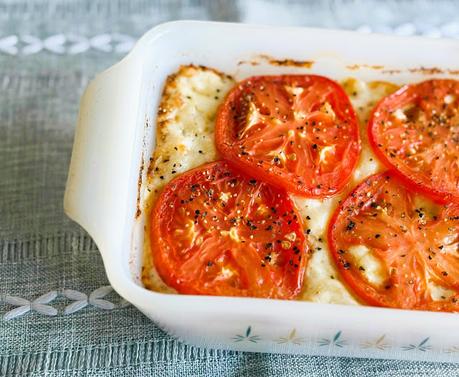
64,21,459,362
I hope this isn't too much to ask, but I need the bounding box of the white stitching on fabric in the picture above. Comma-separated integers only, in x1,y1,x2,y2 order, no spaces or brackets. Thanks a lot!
1,286,130,320
0,33,135,55
63,286,115,314
3,291,58,320
0,24,458,56
356,22,459,38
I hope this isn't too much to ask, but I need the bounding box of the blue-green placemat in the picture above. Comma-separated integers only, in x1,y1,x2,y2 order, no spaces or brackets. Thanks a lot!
2,1,459,375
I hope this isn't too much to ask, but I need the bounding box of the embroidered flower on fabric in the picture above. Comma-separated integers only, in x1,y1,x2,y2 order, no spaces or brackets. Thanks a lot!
0,33,135,56
3,291,58,320
63,286,115,314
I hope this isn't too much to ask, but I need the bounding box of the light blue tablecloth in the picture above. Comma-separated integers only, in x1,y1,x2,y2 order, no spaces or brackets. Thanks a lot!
2,1,459,375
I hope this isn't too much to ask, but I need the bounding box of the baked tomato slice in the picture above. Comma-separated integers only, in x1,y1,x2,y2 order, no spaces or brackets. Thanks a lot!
150,161,308,298
216,75,360,197
369,79,459,203
328,171,459,312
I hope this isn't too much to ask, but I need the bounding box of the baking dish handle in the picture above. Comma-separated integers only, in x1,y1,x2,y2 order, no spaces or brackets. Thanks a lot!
64,53,142,253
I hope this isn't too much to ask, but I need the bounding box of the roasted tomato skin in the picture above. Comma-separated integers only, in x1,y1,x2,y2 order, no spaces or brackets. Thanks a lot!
150,161,308,299
216,75,360,198
328,171,459,312
368,79,459,204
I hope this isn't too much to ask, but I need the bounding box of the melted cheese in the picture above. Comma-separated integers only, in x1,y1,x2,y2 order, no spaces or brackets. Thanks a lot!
142,66,235,293
149,66,234,188
297,79,399,304
348,245,386,287
143,66,405,304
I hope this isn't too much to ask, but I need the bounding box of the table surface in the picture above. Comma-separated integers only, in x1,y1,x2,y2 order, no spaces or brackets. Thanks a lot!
2,0,459,376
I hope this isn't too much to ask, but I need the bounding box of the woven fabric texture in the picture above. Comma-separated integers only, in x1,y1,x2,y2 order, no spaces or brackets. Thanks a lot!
1,0,459,376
